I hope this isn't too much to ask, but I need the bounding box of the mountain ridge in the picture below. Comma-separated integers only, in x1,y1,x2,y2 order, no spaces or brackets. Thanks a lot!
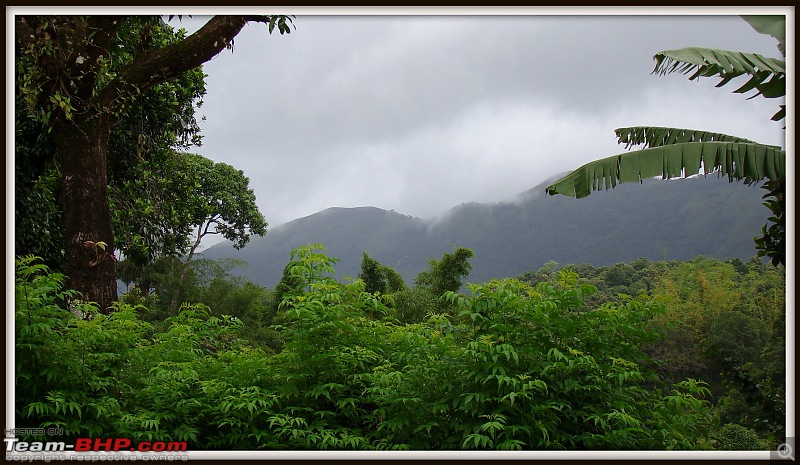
202,174,769,288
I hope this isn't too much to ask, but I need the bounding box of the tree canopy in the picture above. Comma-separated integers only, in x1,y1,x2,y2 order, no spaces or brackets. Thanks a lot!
15,17,207,272
14,15,293,311
113,151,267,311
415,247,475,296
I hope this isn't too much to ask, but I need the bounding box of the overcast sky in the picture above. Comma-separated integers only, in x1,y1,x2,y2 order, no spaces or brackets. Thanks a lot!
168,10,787,235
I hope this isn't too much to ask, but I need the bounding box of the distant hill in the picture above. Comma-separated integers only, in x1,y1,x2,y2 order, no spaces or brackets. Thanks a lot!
201,174,770,288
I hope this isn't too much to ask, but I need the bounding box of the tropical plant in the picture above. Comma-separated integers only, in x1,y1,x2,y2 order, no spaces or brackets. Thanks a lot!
15,255,152,440
545,15,786,266
18,247,729,451
443,274,716,450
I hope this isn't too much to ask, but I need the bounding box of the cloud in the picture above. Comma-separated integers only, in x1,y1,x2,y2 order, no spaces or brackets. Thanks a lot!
179,13,786,228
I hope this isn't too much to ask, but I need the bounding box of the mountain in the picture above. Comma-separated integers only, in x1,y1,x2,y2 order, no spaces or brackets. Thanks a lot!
201,174,771,288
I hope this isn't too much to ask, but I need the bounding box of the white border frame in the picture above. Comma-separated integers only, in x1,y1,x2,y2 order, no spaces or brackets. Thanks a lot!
6,5,794,461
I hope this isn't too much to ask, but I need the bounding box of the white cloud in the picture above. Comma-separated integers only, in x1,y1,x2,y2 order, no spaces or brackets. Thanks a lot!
182,13,786,227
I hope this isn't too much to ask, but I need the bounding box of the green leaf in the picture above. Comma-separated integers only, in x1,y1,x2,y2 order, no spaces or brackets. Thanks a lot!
652,46,784,107
546,141,785,198
741,15,785,57
614,127,761,150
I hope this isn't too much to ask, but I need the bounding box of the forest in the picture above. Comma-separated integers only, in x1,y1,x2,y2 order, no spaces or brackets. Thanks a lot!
13,15,787,454
14,248,786,451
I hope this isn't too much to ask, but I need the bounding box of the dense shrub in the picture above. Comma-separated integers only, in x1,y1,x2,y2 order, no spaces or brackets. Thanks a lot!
14,250,728,450
714,424,765,451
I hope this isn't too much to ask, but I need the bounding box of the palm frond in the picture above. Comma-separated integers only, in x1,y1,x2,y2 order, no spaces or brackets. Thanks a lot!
653,47,785,80
652,47,785,102
614,127,766,150
546,142,785,199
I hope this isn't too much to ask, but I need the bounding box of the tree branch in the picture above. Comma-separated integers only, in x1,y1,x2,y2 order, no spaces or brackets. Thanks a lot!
99,15,281,108
71,16,121,102
16,16,122,118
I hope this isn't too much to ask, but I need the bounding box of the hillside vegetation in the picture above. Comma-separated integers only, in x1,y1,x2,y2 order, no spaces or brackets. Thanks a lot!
201,175,770,288
16,245,785,451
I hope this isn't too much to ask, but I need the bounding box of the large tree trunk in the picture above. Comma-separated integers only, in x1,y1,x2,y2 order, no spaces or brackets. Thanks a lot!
17,15,291,314
55,115,118,313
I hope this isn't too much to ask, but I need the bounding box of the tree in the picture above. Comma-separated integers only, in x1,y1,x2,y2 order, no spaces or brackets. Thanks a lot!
415,247,475,296
169,153,267,313
545,15,786,266
111,153,201,295
15,15,294,312
358,252,407,295
359,253,385,295
14,18,206,273
116,152,267,313
173,154,267,267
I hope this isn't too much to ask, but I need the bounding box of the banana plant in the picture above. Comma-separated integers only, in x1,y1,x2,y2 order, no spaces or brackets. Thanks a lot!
546,15,787,266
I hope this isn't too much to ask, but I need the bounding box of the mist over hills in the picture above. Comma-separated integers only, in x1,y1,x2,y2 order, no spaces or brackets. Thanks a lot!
201,174,770,288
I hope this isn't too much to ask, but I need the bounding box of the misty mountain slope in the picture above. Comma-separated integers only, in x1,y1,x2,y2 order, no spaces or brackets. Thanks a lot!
425,176,767,283
201,175,770,288
203,207,433,285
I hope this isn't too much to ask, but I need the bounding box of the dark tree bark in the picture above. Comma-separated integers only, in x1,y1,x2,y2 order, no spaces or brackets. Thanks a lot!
55,113,118,311
16,15,291,313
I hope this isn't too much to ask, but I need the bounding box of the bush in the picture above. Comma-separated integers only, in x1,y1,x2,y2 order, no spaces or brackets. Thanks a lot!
15,250,719,450
714,424,765,451
390,287,439,324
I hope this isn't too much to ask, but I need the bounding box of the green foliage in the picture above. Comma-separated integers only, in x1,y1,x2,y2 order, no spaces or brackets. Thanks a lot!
111,153,202,269
181,153,268,250
199,272,282,353
114,152,267,302
14,164,64,270
15,17,206,272
653,46,784,99
443,275,714,450
279,244,340,296
714,306,785,446
15,15,293,309
415,246,474,296
661,260,784,442
359,252,384,294
520,260,653,311
714,424,766,451
649,256,785,427
15,256,80,407
16,255,271,445
15,256,152,439
707,311,770,369
119,256,196,319
358,252,407,295
517,260,560,287
741,15,785,57
27,249,783,451
373,246,476,324
119,256,282,352
547,140,784,199
754,179,785,266
389,287,440,325
518,255,785,447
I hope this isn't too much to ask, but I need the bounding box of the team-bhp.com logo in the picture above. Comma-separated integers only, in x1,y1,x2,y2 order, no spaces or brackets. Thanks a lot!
6,437,188,452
